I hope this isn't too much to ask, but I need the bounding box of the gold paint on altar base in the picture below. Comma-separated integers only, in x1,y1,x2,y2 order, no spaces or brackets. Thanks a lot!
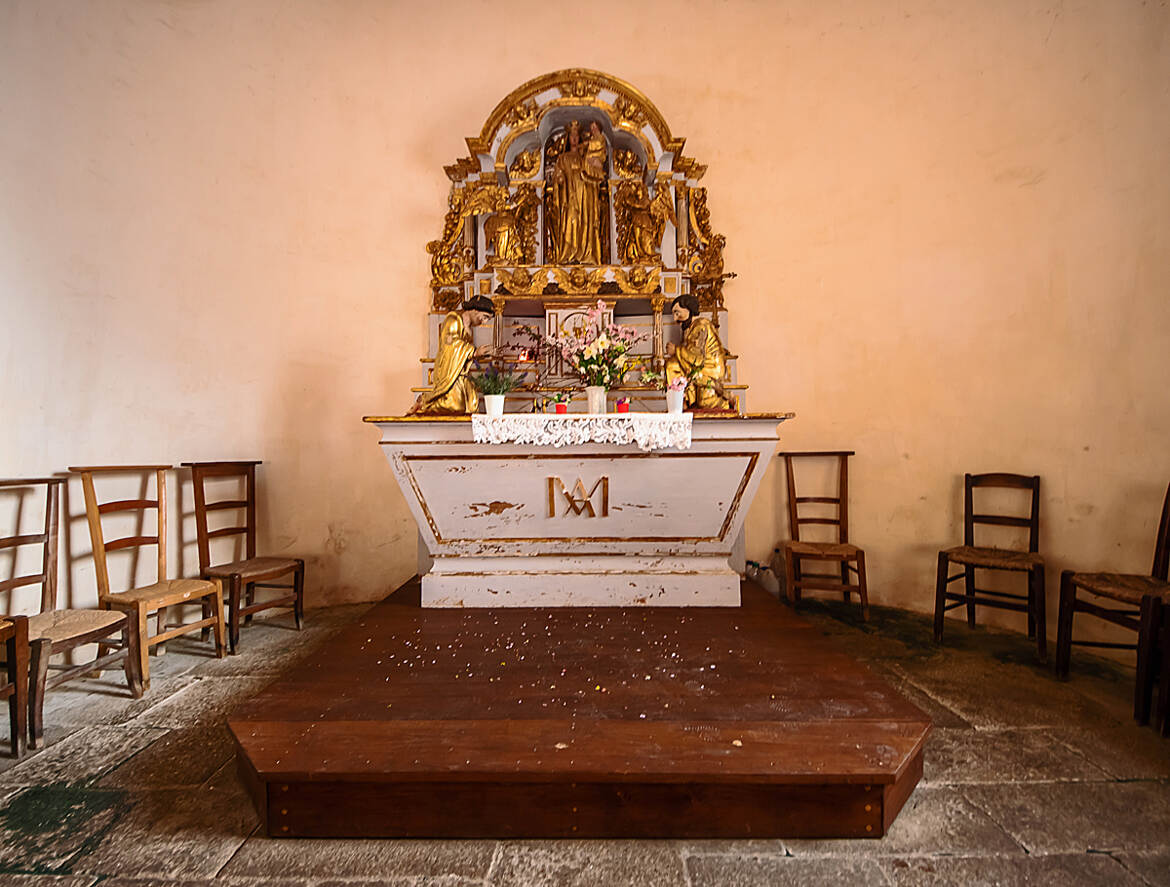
547,476,610,517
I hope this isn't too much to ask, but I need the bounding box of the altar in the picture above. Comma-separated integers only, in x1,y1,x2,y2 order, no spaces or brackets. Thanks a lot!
365,412,791,607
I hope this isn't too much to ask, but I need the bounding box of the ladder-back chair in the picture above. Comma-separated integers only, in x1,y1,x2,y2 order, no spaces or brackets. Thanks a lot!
2,477,142,748
72,466,226,690
772,451,869,620
183,461,304,654
933,473,1046,659
1056,482,1170,725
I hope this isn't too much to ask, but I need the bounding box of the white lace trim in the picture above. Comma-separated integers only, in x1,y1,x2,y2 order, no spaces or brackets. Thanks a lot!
472,412,692,451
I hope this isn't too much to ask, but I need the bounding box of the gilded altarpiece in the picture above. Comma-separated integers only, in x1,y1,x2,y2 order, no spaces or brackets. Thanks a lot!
419,69,745,408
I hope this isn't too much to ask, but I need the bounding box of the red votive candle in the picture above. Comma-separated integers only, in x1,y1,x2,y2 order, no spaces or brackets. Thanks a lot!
555,402,568,414
616,402,630,413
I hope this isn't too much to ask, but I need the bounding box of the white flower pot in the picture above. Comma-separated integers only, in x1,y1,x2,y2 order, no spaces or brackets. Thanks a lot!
484,394,505,417
585,385,607,414
666,390,685,413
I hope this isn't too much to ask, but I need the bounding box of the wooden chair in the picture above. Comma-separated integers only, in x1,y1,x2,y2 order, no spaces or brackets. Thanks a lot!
0,615,29,758
933,473,1046,660
183,461,304,654
1,477,142,749
772,451,869,620
1056,482,1170,725
72,466,226,690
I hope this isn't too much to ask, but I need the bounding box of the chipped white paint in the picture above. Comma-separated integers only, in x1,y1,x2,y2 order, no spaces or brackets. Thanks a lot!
370,416,786,607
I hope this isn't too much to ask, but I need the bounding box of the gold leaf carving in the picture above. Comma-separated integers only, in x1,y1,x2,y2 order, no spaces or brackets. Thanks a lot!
613,266,662,295
550,266,609,295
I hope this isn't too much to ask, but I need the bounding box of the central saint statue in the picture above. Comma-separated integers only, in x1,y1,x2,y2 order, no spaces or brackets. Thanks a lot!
546,120,607,265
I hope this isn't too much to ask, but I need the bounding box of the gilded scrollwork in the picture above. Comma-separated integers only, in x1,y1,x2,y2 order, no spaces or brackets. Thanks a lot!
508,148,541,180
613,94,647,128
496,266,546,296
561,76,603,99
613,265,662,295
550,266,608,295
612,148,642,179
504,98,538,129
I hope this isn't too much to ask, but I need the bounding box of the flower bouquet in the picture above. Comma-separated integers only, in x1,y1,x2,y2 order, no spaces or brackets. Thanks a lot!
550,300,645,388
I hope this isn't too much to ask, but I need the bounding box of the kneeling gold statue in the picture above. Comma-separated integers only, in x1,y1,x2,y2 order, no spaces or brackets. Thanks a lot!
665,294,734,411
410,295,494,415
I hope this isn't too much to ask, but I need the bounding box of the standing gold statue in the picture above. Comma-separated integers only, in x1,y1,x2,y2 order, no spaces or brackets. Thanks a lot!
410,296,494,414
615,180,677,263
547,120,607,264
665,293,734,411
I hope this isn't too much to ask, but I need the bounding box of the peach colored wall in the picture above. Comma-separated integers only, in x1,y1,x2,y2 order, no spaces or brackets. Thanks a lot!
2,1,1168,643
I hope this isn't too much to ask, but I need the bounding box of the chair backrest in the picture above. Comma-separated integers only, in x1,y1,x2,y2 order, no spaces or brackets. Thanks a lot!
1152,482,1170,582
779,451,854,544
0,478,62,612
182,461,261,573
963,473,1040,552
71,466,171,598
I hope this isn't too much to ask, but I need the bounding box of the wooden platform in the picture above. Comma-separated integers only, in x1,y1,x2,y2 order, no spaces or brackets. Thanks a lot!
229,581,931,839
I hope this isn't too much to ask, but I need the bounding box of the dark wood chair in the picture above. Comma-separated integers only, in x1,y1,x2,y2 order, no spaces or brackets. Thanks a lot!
2,477,143,749
772,451,869,620
933,473,1046,660
73,466,226,690
0,615,29,758
1056,482,1170,725
183,461,304,654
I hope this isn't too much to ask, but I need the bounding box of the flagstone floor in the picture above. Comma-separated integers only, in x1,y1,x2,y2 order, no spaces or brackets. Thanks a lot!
0,594,1167,887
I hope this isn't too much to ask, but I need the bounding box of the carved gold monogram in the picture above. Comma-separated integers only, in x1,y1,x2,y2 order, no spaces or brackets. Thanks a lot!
547,476,609,518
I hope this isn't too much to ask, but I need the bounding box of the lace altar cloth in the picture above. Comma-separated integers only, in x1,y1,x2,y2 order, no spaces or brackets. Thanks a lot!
472,413,692,452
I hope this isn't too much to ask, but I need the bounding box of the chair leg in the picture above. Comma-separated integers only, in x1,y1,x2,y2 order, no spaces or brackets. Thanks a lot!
791,555,803,604
27,637,50,751
840,561,850,602
854,551,869,622
5,619,29,758
201,596,211,642
293,561,305,630
933,552,949,642
228,575,242,654
1032,564,1047,662
1157,606,1170,736
782,548,796,607
121,622,144,699
155,606,167,657
244,582,255,626
1055,570,1076,679
963,565,976,628
211,582,227,659
134,604,152,692
1135,594,1158,725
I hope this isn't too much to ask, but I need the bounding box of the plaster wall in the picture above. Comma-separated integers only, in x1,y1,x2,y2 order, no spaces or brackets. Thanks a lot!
2,0,1168,644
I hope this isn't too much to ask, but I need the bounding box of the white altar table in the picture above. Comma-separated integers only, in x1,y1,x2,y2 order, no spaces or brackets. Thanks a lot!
364,412,792,607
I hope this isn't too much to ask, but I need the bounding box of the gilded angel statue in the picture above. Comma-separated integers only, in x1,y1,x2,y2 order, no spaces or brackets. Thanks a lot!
615,180,677,264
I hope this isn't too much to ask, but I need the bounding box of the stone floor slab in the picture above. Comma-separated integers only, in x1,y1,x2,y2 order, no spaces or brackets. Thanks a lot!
1049,725,1170,781
0,726,166,788
1115,851,1170,886
218,837,495,881
922,727,1112,785
962,782,1170,854
38,674,197,731
686,854,890,886
132,677,274,729
489,841,687,887
0,786,127,874
0,876,98,887
891,658,1126,731
66,787,258,879
98,726,235,790
882,853,1142,885
784,786,1025,857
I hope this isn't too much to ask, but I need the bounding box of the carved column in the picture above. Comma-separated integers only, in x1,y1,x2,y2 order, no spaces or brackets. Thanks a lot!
491,294,508,349
651,294,665,372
